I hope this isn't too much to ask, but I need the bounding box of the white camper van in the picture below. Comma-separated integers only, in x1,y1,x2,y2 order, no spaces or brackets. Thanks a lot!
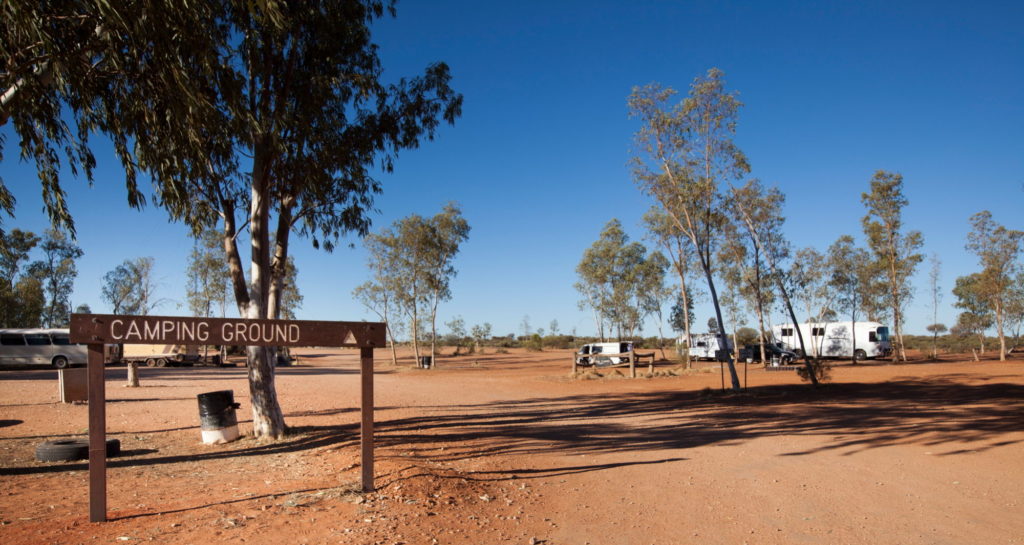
685,333,733,360
576,341,635,367
771,322,891,360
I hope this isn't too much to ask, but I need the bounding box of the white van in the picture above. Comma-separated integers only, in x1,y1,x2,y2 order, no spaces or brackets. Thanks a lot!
771,321,892,360
576,341,635,367
0,328,89,368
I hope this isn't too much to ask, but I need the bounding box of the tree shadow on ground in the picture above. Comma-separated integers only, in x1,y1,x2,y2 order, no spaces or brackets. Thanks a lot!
371,375,1024,468
2,376,1020,481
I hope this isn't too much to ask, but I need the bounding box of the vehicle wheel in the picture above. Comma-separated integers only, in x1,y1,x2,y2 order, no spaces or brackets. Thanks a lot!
145,358,157,367
793,349,805,358
35,439,121,462
155,358,168,367
854,349,867,361
51,356,69,369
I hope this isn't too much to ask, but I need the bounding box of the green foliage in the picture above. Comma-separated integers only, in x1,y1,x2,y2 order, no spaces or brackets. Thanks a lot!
964,211,1023,357
27,229,82,327
0,228,43,327
575,219,668,339
186,227,230,318
861,170,924,359
102,257,162,316
629,68,748,391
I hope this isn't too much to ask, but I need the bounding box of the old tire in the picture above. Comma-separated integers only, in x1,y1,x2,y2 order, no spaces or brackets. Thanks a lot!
155,358,168,367
854,349,867,361
51,356,69,369
145,358,157,367
35,439,121,462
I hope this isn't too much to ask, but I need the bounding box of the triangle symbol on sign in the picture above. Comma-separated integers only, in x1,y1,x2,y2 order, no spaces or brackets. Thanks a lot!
343,330,358,345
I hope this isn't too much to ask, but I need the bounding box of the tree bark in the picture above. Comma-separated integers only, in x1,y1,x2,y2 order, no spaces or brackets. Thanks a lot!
125,361,140,388
243,157,286,439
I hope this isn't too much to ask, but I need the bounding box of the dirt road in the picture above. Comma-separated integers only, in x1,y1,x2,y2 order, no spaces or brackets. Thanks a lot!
1,348,1021,544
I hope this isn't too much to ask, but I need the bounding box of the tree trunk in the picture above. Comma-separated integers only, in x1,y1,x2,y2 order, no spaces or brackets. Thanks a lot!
995,300,1007,361
125,361,140,388
702,264,741,390
244,161,286,439
734,202,818,386
429,290,439,368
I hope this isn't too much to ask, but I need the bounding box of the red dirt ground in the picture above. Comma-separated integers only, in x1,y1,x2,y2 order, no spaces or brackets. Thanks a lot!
1,347,1022,545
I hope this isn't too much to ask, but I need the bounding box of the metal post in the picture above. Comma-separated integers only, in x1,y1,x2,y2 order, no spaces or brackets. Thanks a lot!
359,346,375,492
87,343,107,522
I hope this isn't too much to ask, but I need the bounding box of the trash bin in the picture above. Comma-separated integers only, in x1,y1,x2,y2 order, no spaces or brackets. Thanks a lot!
418,356,433,368
197,390,241,444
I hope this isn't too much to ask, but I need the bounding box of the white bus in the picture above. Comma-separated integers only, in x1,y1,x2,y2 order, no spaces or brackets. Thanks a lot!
0,328,89,368
770,321,892,360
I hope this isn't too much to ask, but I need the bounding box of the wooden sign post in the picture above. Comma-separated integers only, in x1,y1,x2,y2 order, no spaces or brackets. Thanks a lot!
69,314,385,523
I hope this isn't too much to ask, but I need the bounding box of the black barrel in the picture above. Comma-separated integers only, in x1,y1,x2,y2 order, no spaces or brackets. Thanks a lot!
197,390,240,430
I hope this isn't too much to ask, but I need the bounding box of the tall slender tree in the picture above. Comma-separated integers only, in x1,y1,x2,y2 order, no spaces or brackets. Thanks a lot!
827,235,871,363
642,207,703,355
629,69,748,390
861,171,923,362
965,211,1023,360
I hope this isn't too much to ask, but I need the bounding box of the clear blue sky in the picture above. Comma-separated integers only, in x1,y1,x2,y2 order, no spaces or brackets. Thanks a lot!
2,0,1022,338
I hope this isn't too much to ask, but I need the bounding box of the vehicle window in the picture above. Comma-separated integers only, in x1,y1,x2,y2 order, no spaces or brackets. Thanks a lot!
0,334,26,346
580,345,590,354
52,334,72,345
811,327,825,336
876,327,890,341
781,328,793,336
696,342,707,347
25,334,51,346
868,331,877,343
592,345,603,354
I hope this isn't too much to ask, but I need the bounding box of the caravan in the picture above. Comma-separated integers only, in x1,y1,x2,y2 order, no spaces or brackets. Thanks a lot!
684,333,733,360
771,321,891,360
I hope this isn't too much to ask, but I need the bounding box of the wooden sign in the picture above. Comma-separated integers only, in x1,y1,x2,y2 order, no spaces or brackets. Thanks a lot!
69,314,385,348
69,313,383,522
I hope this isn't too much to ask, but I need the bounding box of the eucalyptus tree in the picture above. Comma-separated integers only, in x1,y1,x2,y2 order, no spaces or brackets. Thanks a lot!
788,247,838,358
3,1,462,438
101,256,162,387
861,171,924,362
470,322,492,353
965,211,1023,360
576,219,667,340
827,235,871,363
354,230,404,366
421,204,470,367
729,181,821,384
642,206,703,352
186,227,230,319
27,229,82,327
0,228,43,327
629,68,747,390
926,254,943,359
953,273,994,353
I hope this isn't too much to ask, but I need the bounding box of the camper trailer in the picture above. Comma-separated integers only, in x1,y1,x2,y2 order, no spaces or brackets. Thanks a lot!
576,341,635,367
118,344,201,367
684,333,733,361
771,321,891,360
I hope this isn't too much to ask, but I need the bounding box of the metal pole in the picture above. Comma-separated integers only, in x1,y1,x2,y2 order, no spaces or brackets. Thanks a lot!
359,346,375,492
87,342,107,522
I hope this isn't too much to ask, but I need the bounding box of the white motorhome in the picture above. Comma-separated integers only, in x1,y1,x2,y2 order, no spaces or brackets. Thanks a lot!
576,341,635,366
0,328,88,368
771,322,891,360
684,333,733,360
